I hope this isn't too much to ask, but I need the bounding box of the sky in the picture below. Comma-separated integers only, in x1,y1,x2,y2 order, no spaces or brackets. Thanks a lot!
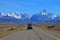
0,0,60,16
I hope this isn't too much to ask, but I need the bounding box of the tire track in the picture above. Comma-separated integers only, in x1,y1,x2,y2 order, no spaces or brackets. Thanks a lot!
28,30,43,40
33,30,43,40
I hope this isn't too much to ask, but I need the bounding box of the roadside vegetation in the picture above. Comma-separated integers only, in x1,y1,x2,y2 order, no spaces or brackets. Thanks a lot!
0,24,26,39
33,23,60,35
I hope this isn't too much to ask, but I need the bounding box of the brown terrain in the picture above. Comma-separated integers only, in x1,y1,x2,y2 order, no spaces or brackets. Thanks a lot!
0,24,27,39
33,23,60,35
0,23,60,39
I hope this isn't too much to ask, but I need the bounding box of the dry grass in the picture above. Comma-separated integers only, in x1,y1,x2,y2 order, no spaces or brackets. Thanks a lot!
0,24,27,39
33,23,60,35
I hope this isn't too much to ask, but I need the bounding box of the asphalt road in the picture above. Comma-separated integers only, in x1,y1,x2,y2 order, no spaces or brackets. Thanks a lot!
0,27,60,40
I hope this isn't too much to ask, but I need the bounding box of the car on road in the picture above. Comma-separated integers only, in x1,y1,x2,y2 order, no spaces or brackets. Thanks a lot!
27,24,33,30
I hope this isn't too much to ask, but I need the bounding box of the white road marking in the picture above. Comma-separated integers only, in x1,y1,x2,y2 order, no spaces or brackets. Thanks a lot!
0,27,60,40
40,30,60,40
33,27,60,40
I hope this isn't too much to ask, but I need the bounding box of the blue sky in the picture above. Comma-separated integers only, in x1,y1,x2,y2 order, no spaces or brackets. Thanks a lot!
0,0,60,16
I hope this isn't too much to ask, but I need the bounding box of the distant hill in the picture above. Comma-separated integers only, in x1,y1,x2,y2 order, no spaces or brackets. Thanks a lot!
0,10,60,24
0,13,29,24
30,10,60,24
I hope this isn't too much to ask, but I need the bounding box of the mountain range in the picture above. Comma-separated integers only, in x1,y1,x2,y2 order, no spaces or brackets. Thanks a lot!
30,10,60,24
0,13,29,24
0,10,60,24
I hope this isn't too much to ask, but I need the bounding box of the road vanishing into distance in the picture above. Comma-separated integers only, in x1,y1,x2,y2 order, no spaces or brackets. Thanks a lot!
0,27,60,40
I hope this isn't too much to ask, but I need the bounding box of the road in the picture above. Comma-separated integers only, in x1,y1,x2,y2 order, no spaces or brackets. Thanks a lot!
0,27,60,40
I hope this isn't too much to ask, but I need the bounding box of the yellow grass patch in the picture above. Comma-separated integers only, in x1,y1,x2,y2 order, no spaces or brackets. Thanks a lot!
0,24,27,39
33,24,60,35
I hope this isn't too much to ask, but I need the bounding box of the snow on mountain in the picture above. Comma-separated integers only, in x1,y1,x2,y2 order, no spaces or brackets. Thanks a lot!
30,10,59,24
8,12,21,19
51,15,57,19
53,15,60,23
40,9,48,15
0,12,29,24
0,12,29,19
0,10,60,24
1,13,7,16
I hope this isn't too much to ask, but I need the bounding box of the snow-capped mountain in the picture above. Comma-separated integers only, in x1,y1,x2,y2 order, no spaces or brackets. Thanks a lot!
53,15,60,23
51,15,57,19
40,9,48,15
30,10,60,24
7,13,21,19
0,10,60,24
0,12,29,19
0,12,29,24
